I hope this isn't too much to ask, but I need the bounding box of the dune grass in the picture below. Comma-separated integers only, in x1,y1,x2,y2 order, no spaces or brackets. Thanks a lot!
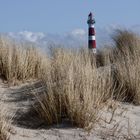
112,29,140,104
34,48,114,130
112,29,140,53
0,36,46,85
0,104,10,140
0,30,140,132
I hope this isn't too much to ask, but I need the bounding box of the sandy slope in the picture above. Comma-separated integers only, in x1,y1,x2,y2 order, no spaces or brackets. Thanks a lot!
0,80,140,140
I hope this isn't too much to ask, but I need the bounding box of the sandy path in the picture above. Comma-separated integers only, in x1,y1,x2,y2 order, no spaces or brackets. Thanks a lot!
0,80,140,140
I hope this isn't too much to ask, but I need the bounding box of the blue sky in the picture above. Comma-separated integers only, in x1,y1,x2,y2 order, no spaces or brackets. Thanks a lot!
0,0,140,33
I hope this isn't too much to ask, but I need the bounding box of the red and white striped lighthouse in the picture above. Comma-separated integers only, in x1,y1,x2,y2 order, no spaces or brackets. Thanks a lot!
87,12,96,54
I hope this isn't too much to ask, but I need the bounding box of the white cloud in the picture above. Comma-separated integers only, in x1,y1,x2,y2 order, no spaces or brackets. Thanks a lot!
8,31,45,42
70,29,86,37
18,31,45,42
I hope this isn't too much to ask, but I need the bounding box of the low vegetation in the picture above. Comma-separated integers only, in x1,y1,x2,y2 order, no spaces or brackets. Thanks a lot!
0,36,47,85
112,29,140,104
35,48,114,130
0,104,10,140
0,29,140,133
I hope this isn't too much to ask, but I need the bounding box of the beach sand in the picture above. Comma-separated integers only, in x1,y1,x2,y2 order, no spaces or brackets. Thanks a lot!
0,80,140,140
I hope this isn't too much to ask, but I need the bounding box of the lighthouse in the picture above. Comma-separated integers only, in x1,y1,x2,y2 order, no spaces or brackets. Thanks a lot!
87,12,96,54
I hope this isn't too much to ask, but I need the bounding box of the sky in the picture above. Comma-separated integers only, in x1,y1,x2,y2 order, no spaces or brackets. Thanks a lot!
0,0,140,33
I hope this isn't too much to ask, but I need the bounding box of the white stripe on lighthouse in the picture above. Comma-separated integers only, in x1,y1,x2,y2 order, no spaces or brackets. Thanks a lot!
89,36,96,40
92,48,96,54
88,24,95,28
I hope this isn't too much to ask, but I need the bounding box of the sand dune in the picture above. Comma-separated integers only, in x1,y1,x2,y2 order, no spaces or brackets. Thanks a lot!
0,80,140,140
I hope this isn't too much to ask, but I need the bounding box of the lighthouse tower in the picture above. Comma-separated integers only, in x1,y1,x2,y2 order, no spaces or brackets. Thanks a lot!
87,12,96,54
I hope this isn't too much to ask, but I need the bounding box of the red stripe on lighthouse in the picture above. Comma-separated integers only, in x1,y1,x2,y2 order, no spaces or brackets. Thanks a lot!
89,27,95,35
93,40,96,48
89,40,96,49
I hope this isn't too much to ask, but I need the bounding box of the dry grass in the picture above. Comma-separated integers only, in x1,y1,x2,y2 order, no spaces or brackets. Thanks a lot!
0,30,140,133
112,29,140,104
112,29,140,53
96,47,114,67
113,48,140,104
0,36,47,85
34,48,114,130
0,104,10,140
